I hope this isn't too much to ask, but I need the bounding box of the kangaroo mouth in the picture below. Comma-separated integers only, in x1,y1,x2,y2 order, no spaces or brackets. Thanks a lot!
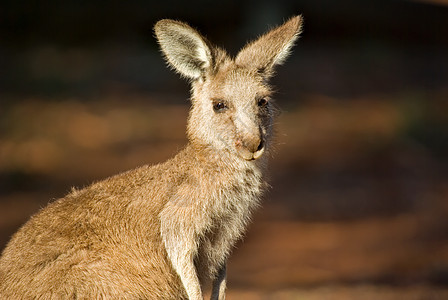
235,139,265,161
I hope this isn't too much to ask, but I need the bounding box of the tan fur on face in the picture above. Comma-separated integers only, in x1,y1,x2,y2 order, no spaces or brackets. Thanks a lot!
188,66,273,161
0,16,303,300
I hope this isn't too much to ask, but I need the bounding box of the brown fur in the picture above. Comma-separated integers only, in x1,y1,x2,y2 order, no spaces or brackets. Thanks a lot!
0,16,303,299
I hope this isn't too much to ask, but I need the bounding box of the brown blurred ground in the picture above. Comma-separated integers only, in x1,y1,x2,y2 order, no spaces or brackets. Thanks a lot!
1,92,447,299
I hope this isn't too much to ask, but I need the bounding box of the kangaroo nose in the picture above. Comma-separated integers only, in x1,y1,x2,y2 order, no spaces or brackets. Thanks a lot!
233,112,265,160
242,135,263,154
236,134,265,160
256,139,264,152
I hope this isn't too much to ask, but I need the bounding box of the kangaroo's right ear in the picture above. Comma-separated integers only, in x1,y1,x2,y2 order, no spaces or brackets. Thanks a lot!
154,19,212,80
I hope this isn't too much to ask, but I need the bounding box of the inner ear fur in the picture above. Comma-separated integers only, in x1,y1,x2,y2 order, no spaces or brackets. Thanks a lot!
154,20,213,80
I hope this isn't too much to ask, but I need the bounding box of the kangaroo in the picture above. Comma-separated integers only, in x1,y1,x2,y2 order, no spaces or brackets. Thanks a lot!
0,16,303,299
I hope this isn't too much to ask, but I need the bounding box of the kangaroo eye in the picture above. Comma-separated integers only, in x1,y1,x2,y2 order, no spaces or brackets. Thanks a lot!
258,98,268,107
213,101,228,112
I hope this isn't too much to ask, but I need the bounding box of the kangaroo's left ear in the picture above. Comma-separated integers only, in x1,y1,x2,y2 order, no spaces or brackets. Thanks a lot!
235,16,303,78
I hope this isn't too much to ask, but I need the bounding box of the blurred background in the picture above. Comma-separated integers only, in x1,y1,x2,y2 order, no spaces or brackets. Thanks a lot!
1,0,448,298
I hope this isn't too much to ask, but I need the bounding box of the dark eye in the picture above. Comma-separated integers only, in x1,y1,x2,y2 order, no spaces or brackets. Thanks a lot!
258,98,268,107
213,101,228,112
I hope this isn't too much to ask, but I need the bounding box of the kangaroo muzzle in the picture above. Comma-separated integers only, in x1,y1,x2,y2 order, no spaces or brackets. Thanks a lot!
235,134,265,161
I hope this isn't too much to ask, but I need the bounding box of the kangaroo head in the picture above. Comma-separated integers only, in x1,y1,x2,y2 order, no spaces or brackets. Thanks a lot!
154,16,303,161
